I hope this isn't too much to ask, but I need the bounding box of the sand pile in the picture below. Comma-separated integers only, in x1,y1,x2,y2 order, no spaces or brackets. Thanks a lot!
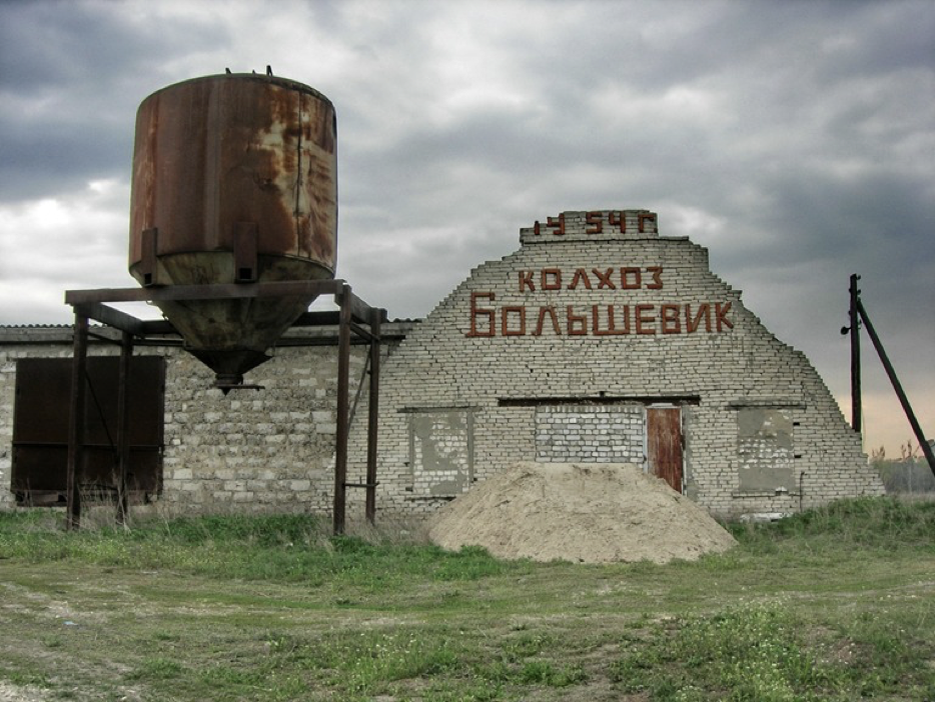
428,462,736,564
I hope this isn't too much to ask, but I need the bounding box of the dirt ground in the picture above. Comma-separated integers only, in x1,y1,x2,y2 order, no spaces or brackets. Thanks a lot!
428,462,737,564
0,682,45,702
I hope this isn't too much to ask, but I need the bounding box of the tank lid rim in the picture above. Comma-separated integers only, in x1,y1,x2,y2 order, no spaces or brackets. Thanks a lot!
138,72,334,107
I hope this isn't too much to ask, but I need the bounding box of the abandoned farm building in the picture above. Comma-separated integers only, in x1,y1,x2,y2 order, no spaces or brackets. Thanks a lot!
0,210,885,521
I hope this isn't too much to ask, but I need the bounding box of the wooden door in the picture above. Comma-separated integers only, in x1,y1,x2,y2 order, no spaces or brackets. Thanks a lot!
647,407,683,493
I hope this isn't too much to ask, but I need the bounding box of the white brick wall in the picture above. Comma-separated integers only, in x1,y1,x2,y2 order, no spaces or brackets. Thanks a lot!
345,210,884,519
535,405,644,463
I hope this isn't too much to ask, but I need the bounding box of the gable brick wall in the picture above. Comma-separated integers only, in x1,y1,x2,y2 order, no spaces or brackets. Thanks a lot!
344,210,884,519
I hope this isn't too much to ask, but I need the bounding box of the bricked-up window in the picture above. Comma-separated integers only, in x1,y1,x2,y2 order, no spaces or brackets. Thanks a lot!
736,407,796,493
11,357,165,505
407,409,473,497
535,405,644,463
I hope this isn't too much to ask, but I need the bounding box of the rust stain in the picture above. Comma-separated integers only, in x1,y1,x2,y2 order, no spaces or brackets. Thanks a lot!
129,73,337,278
126,74,337,379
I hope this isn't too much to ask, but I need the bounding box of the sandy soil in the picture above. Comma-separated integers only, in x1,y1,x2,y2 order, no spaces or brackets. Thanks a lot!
428,462,736,564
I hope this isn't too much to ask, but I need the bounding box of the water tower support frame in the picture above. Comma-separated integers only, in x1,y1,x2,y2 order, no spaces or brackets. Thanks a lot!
64,280,385,533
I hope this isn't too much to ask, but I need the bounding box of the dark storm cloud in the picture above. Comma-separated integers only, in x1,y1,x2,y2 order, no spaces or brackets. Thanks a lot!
0,1,231,202
0,0,931,451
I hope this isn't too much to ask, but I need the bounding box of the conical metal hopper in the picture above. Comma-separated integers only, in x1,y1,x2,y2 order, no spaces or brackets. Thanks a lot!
127,73,337,387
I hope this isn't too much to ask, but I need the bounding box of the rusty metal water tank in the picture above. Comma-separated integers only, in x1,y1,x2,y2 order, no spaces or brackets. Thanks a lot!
128,72,337,387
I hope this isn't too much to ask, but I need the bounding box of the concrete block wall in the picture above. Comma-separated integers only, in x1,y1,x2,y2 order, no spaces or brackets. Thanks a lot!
344,210,884,519
159,343,367,514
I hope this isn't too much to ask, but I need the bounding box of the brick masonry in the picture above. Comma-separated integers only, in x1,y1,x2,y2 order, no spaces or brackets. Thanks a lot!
535,405,644,464
343,210,884,519
1,209,885,519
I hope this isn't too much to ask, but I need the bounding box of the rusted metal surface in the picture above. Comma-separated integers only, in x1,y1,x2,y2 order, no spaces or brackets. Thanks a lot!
647,407,683,493
66,280,374,386
127,73,338,384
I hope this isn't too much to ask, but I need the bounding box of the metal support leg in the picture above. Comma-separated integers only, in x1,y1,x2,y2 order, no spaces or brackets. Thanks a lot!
116,332,133,525
66,313,88,530
333,285,351,535
365,308,381,524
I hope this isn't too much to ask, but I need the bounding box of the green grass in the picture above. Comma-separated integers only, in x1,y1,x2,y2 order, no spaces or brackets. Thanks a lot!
0,510,519,589
0,496,933,701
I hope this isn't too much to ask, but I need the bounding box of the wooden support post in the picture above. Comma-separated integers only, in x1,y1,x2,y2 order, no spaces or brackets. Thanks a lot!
857,299,935,476
849,274,861,432
333,284,352,535
116,331,133,525
365,307,382,524
66,313,89,530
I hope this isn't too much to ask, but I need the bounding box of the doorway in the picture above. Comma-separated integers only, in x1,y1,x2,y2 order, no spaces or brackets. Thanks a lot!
646,406,683,493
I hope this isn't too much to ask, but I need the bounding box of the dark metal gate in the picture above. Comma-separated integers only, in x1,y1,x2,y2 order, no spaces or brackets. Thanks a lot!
12,356,165,505
647,406,683,493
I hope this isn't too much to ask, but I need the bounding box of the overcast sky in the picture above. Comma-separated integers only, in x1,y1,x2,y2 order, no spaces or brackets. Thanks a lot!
0,0,932,456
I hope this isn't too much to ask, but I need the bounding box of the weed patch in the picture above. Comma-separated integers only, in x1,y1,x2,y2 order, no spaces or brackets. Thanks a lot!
728,495,935,552
611,602,834,700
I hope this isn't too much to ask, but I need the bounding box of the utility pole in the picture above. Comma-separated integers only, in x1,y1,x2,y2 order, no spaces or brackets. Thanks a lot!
844,275,934,476
848,274,861,432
